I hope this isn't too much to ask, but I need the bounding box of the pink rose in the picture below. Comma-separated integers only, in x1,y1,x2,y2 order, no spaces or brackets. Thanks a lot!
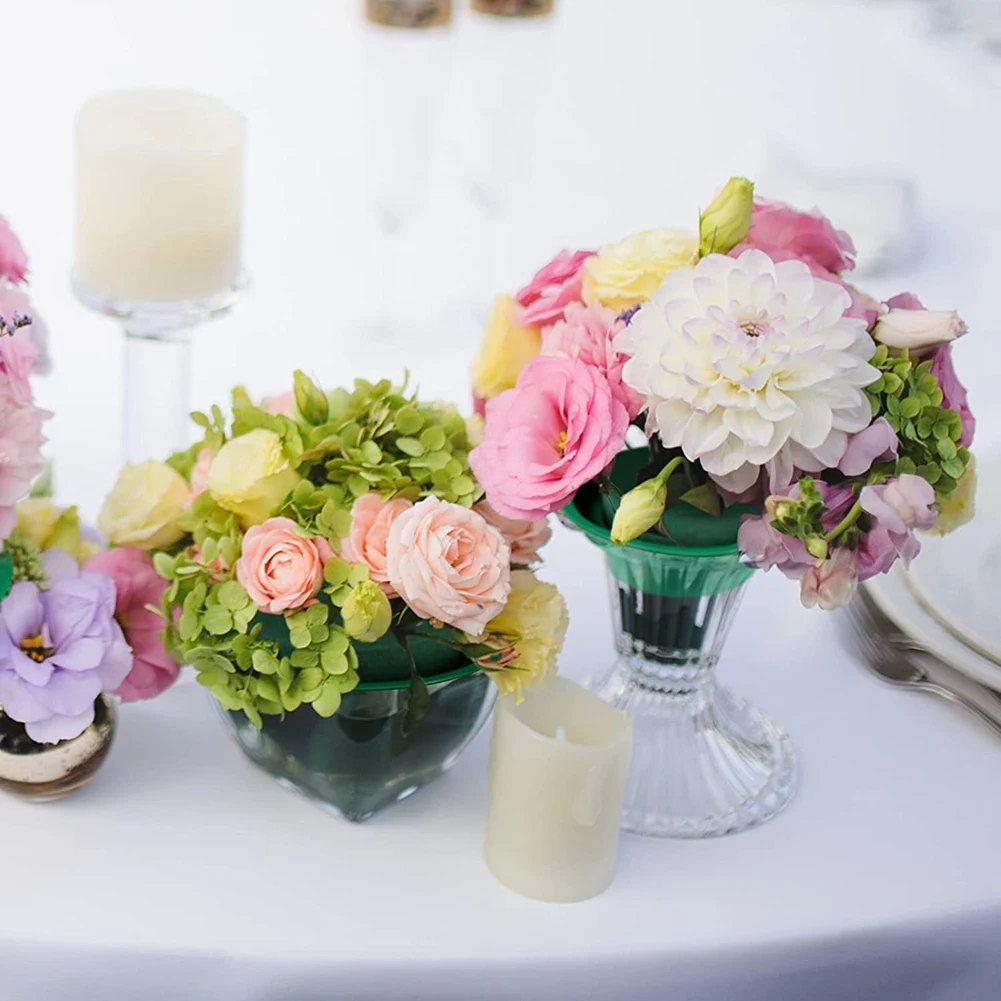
236,516,334,614
541,301,644,419
0,215,28,284
475,501,551,566
800,547,857,610
515,249,595,328
929,345,975,448
261,392,296,417
341,494,413,596
186,446,213,507
838,418,899,476
386,496,510,635
0,285,49,378
470,356,629,522
0,376,48,541
85,547,181,703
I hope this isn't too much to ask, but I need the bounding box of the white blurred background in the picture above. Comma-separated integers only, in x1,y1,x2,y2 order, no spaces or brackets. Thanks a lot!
0,0,998,515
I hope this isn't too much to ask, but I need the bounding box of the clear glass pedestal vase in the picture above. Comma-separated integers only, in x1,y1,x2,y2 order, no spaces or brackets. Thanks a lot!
589,547,798,838
562,450,798,839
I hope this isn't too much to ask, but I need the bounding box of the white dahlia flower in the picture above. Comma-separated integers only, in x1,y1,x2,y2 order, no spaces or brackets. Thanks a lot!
617,249,879,494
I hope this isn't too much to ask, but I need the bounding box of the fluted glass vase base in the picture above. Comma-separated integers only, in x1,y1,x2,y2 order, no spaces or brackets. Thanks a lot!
589,660,797,838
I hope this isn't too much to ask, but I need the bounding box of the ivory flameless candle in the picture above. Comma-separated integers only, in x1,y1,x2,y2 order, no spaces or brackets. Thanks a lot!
74,89,245,304
485,677,632,903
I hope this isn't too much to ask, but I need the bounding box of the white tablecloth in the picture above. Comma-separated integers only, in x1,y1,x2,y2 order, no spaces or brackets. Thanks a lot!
3,1,1001,998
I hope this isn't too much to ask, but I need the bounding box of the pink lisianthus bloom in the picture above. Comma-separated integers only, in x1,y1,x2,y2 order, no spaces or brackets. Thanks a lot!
236,517,334,614
85,547,181,702
800,547,858,610
515,249,594,328
0,284,48,397
0,216,28,284
541,301,644,419
838,418,899,476
855,475,935,580
732,198,876,325
928,345,975,447
475,501,551,566
386,496,511,635
340,494,413,597
470,356,629,522
0,376,49,542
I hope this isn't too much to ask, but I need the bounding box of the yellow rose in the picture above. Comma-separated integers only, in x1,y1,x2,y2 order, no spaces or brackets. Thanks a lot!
471,294,541,400
207,428,301,526
98,461,190,549
480,570,568,700
15,498,62,549
582,227,699,312
930,456,977,536
16,500,101,565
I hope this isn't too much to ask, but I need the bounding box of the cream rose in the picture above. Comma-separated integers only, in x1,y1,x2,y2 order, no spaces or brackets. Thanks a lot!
207,428,301,526
470,294,541,400
386,496,511,635
582,227,698,313
98,460,189,550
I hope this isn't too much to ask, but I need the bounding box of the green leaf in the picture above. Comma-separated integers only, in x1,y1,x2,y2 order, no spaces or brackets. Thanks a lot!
678,482,722,517
312,680,343,718
152,552,177,580
289,627,312,649
290,648,320,669
347,564,370,585
420,426,446,452
203,606,234,636
396,437,424,457
941,457,965,480
359,440,383,465
217,580,250,611
324,557,351,586
937,437,958,461
251,649,280,675
254,677,281,704
321,648,349,675
394,407,424,435
401,673,430,738
178,612,201,642
898,397,922,420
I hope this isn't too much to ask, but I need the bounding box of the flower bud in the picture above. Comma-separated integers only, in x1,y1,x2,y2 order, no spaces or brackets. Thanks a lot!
293,369,329,425
699,176,754,257
805,534,829,560
610,475,668,545
341,579,392,643
872,308,967,354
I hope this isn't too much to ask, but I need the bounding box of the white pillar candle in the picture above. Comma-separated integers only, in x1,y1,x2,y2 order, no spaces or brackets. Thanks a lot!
74,89,245,304
485,677,633,903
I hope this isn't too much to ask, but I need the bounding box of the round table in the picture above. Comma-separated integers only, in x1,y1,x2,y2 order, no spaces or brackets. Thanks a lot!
2,1,1000,998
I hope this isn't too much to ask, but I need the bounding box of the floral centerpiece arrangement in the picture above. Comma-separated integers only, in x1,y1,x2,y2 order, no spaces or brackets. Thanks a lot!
469,177,974,838
0,216,179,796
98,373,566,820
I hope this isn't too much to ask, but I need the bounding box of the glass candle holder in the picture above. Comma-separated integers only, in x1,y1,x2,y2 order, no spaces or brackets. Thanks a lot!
73,89,247,462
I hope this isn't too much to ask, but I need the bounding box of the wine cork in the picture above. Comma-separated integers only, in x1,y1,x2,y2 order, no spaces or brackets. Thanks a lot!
365,0,451,27
471,0,553,16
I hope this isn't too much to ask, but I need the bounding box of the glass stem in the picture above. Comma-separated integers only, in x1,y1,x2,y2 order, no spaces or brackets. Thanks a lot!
122,324,194,463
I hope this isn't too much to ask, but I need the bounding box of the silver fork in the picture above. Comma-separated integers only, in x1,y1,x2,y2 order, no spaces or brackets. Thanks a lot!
846,592,1001,739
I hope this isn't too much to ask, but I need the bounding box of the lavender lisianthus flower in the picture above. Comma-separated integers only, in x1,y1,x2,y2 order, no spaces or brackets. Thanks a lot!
0,549,132,743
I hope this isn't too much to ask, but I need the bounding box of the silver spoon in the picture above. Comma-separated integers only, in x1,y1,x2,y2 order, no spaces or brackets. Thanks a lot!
847,595,1001,739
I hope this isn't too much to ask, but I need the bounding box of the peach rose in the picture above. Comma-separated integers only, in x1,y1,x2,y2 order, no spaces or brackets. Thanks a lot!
236,517,334,614
386,497,511,635
475,501,551,566
340,494,413,596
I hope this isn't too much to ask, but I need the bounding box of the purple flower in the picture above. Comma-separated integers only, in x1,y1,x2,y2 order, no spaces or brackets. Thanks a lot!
855,475,936,582
0,549,132,743
929,345,975,448
838,418,898,476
